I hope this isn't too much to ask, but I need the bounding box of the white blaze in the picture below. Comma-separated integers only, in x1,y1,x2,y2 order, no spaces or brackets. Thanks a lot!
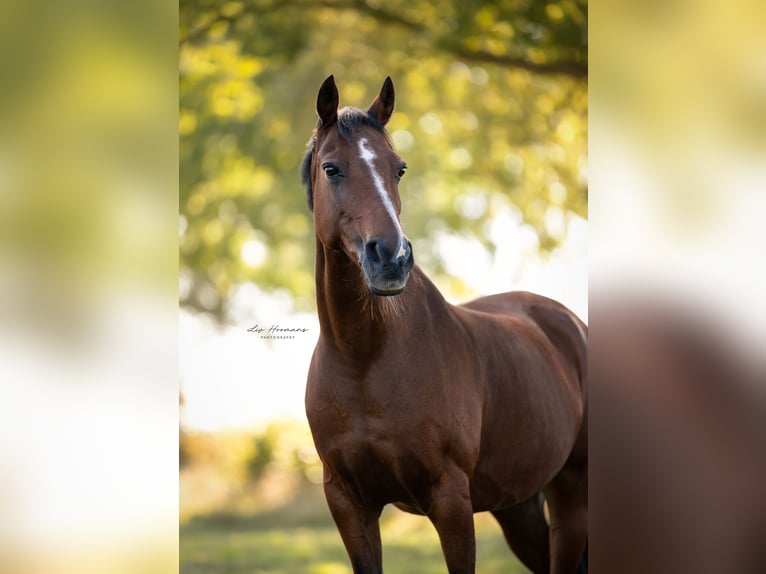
358,138,407,258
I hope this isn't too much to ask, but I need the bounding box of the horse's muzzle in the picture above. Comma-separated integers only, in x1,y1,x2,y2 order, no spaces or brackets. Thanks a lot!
361,237,414,296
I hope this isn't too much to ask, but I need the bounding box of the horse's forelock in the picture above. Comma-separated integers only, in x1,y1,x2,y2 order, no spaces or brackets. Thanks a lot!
337,106,385,137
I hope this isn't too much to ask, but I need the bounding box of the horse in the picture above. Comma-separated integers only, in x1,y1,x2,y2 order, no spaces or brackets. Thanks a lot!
302,75,588,574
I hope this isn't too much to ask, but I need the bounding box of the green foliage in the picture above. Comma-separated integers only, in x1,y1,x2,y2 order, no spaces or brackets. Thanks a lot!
180,0,587,321
180,422,323,521
247,428,277,480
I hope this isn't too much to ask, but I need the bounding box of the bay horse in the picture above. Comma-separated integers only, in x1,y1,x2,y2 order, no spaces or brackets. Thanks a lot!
302,75,587,574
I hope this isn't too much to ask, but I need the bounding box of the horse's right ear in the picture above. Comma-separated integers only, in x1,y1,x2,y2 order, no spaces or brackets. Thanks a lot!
367,76,395,126
316,75,339,127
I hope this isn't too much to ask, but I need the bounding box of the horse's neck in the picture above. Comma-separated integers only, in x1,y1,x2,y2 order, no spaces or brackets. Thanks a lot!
315,241,446,360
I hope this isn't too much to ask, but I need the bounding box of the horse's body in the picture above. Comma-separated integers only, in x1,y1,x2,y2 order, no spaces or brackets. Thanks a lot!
303,76,587,574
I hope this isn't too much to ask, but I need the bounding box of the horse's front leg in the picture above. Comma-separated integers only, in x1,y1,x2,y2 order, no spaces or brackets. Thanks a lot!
428,467,476,574
324,470,384,574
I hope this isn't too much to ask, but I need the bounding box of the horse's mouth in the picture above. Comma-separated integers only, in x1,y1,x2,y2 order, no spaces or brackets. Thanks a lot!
361,256,412,297
368,281,407,297
362,266,411,296
359,242,414,296
362,262,411,297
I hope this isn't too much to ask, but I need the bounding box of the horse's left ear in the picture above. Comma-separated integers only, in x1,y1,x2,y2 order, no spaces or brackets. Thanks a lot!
317,75,339,127
368,76,395,126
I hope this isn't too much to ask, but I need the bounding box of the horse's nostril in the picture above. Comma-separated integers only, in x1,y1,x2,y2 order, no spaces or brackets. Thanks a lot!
365,238,409,271
397,241,413,267
365,240,382,266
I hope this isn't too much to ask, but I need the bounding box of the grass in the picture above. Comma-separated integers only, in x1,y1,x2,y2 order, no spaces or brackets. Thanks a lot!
180,485,530,574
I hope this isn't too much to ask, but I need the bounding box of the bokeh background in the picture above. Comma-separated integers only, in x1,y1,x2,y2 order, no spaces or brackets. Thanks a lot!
590,0,766,570
0,2,177,574
179,1,586,572
1,0,764,573
179,0,588,320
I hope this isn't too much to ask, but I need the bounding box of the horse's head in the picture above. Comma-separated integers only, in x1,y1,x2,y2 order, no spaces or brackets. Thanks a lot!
302,75,414,296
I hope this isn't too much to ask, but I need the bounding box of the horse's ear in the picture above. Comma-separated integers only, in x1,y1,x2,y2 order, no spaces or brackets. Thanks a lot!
316,75,339,127
368,76,395,126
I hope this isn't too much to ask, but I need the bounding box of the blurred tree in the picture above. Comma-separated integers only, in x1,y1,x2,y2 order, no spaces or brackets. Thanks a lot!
180,0,587,321
247,430,277,480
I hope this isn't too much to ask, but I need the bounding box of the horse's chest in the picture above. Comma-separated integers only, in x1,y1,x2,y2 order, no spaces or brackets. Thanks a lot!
308,377,441,502
320,416,436,505
308,359,437,442
313,389,427,464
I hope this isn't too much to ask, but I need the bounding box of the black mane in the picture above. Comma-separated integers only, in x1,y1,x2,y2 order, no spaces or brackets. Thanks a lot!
301,106,387,211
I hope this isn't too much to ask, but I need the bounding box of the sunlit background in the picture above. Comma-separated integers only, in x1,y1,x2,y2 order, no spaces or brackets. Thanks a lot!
590,0,766,570
0,1,177,574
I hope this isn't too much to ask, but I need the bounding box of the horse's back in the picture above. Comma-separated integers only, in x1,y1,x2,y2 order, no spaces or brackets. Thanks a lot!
462,290,586,333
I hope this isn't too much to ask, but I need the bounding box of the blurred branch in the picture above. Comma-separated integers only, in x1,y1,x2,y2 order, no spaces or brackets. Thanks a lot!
179,0,288,45
180,0,587,80
180,0,421,47
454,48,587,79
342,0,423,31
180,14,237,45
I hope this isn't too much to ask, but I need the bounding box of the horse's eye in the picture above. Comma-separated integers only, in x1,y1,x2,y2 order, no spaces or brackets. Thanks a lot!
323,164,341,179
397,167,407,180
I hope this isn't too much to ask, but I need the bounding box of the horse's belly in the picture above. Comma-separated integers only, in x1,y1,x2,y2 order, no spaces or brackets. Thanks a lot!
469,408,582,511
469,465,556,512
